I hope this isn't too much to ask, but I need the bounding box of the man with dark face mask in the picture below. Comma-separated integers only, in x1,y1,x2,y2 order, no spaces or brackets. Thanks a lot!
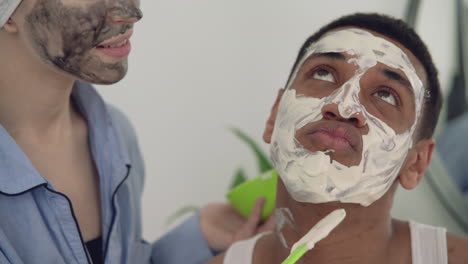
0,0,272,263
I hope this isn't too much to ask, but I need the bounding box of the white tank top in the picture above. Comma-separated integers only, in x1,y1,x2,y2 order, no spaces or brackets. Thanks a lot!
224,221,447,264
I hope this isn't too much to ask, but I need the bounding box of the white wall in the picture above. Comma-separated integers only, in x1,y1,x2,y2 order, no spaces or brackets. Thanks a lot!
416,0,456,97
414,0,457,132
97,0,456,241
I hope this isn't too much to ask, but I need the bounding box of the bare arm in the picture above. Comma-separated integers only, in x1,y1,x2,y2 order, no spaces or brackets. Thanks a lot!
447,232,468,264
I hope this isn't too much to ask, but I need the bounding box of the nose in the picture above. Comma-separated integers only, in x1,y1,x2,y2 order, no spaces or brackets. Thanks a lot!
321,103,367,128
107,0,143,25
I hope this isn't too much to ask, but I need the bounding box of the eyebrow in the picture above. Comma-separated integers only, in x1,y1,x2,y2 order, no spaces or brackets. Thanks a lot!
308,52,346,61
381,69,414,96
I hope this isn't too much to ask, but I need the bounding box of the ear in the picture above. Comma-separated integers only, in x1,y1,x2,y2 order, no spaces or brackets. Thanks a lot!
3,18,19,33
262,89,284,144
398,138,435,190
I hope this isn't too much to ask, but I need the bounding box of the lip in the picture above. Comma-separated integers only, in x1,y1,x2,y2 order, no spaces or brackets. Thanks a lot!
95,30,133,58
298,121,363,153
97,29,133,47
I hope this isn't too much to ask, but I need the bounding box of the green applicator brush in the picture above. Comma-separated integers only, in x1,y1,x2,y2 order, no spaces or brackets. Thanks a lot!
281,209,347,264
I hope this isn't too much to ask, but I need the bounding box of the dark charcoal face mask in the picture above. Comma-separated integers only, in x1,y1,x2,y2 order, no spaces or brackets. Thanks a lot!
25,0,142,84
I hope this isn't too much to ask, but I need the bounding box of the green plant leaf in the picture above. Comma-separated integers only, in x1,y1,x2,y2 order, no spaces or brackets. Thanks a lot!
230,168,248,189
231,127,273,173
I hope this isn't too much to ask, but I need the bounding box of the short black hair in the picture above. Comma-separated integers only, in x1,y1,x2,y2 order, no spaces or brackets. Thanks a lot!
286,13,442,140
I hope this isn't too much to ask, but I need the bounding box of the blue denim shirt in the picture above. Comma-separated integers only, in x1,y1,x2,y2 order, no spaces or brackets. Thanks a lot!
0,82,214,264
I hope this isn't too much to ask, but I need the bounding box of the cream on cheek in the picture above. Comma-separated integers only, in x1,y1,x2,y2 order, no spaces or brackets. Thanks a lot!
271,28,424,206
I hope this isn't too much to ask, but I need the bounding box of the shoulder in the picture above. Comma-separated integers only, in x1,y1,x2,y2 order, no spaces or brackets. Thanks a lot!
106,104,137,139
105,104,146,183
390,220,412,263
252,232,281,263
221,232,272,264
447,232,468,264
105,104,141,156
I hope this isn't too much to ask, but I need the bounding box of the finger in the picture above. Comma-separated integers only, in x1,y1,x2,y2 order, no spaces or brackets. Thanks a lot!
245,197,265,228
233,197,266,240
258,212,276,233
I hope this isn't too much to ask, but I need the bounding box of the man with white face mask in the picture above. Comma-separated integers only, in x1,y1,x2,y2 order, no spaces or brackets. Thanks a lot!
209,13,468,264
0,0,270,263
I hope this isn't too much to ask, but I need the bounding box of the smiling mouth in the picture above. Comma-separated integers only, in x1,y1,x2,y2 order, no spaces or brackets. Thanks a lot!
97,39,129,49
96,28,133,47
95,40,131,58
94,29,133,58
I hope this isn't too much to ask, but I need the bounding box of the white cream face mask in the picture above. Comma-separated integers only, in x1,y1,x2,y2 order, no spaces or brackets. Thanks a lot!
270,28,425,206
0,0,22,27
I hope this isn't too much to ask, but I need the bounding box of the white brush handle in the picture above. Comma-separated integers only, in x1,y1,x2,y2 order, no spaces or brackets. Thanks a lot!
291,208,346,252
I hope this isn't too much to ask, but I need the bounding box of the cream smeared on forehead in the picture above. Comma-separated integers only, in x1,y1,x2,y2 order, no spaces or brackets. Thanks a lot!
288,28,423,104
271,28,425,206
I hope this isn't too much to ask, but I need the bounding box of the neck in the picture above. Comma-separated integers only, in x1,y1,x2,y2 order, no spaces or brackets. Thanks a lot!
273,180,399,264
0,33,78,142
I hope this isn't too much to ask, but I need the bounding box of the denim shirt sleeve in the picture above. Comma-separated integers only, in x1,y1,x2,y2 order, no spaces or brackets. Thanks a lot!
151,214,215,264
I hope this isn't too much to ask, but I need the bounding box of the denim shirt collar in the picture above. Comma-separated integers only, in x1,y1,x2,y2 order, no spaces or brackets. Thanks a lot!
0,124,46,194
0,81,130,195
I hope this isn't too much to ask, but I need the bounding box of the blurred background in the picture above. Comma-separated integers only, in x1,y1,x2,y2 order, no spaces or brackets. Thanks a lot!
97,0,468,241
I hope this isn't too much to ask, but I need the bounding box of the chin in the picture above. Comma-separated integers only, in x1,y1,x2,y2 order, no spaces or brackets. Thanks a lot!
89,75,126,85
298,142,362,167
77,66,128,85
327,152,361,167
54,55,129,85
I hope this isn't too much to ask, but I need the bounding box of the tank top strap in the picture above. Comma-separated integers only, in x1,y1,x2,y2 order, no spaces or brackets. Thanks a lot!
410,221,447,264
224,232,271,264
